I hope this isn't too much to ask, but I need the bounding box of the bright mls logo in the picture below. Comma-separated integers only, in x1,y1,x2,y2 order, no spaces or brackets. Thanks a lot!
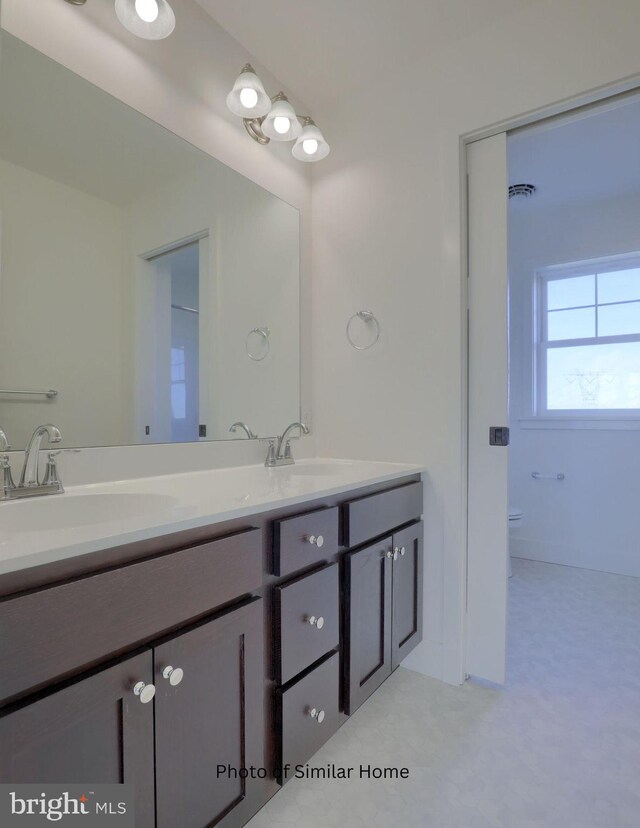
0,785,134,826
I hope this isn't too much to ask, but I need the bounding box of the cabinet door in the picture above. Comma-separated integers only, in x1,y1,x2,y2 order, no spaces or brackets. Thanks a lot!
344,538,393,715
0,651,155,827
154,599,264,828
391,521,424,669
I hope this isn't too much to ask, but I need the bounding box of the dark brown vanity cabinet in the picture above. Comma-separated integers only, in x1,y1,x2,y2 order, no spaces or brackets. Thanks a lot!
344,521,424,714
155,599,264,828
274,563,340,684
344,537,393,714
272,506,339,577
0,474,424,828
0,651,156,827
276,652,341,782
391,521,424,669
0,600,264,828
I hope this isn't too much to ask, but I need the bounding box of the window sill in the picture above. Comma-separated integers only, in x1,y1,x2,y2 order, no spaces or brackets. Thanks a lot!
519,416,640,431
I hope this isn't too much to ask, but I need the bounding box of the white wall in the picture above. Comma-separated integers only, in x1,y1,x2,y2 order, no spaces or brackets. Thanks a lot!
311,0,640,683
0,0,314,481
509,191,640,576
0,158,127,448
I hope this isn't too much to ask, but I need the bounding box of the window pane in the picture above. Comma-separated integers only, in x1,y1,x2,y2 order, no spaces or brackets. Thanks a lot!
547,274,595,310
547,307,595,341
598,301,640,337
597,268,640,304
547,342,640,410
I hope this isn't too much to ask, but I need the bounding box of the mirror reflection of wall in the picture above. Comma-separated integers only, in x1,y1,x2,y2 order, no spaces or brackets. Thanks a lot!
0,33,300,451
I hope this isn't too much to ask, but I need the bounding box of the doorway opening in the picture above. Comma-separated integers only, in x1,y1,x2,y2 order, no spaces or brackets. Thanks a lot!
505,95,640,677
139,235,206,445
466,91,640,687
165,243,200,443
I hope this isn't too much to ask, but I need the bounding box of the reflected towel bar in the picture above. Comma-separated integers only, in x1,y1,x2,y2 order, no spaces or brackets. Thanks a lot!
0,389,58,399
532,471,565,481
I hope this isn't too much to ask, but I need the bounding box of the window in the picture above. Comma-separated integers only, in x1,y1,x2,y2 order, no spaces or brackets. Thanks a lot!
536,254,640,415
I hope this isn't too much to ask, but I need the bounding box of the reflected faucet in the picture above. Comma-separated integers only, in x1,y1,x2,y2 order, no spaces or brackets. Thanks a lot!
0,428,15,499
266,422,309,467
229,422,257,440
19,424,62,487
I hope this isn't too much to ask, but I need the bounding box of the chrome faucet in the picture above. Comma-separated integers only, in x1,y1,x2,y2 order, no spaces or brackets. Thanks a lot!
19,424,62,486
265,421,309,467
0,424,67,501
0,428,15,499
0,425,64,501
229,422,257,439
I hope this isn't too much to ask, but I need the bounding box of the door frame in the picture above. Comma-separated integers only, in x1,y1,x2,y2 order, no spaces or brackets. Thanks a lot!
460,74,640,682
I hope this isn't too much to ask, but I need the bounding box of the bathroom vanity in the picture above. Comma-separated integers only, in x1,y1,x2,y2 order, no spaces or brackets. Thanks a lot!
0,461,424,828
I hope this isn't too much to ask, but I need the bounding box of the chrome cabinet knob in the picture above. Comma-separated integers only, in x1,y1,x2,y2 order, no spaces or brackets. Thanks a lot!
394,546,406,557
133,681,156,704
162,665,184,686
385,550,394,559
306,534,324,547
307,615,325,629
309,707,325,723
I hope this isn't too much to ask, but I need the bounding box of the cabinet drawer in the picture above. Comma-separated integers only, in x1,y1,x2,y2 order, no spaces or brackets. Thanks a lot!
277,652,340,783
275,564,339,684
0,528,262,704
343,481,423,547
273,507,339,577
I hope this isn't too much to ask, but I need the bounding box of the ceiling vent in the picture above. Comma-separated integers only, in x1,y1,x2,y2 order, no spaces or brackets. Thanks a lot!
508,183,536,199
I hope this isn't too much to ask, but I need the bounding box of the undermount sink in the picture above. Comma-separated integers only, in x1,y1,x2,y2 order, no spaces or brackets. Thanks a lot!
1,492,178,532
288,464,353,477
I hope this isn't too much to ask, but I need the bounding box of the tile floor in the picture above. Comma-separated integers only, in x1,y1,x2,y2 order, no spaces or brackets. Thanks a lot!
247,558,640,828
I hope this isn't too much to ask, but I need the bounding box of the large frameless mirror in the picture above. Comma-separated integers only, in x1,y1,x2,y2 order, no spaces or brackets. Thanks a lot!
0,33,300,450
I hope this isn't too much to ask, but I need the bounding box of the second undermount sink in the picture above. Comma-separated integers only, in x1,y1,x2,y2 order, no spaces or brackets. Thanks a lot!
288,463,355,477
0,492,179,532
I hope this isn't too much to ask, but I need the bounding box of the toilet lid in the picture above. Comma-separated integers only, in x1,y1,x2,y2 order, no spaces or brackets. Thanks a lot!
509,508,523,520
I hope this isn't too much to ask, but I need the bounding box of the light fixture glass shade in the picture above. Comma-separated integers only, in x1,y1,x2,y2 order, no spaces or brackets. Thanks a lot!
114,0,176,40
292,119,330,162
261,94,302,142
226,65,272,119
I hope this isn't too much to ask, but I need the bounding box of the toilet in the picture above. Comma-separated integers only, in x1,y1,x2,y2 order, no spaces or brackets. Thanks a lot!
508,507,524,577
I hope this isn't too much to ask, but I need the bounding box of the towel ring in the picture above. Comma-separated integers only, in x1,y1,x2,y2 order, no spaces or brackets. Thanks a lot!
246,327,271,361
346,311,380,351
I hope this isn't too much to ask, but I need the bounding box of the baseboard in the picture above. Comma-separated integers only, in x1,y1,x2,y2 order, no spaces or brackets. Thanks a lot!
511,536,640,578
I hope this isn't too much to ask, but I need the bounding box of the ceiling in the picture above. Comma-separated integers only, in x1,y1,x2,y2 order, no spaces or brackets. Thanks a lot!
195,0,541,112
509,96,640,209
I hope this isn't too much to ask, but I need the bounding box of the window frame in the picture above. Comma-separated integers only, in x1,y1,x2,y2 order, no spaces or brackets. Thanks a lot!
534,251,640,419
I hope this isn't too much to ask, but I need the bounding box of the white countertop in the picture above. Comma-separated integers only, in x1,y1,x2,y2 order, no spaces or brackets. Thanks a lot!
0,458,424,577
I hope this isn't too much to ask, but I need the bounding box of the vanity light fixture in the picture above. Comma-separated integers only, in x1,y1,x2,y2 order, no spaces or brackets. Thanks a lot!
64,0,176,39
226,64,272,120
227,67,330,162
292,117,330,162
114,0,176,40
260,93,302,142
